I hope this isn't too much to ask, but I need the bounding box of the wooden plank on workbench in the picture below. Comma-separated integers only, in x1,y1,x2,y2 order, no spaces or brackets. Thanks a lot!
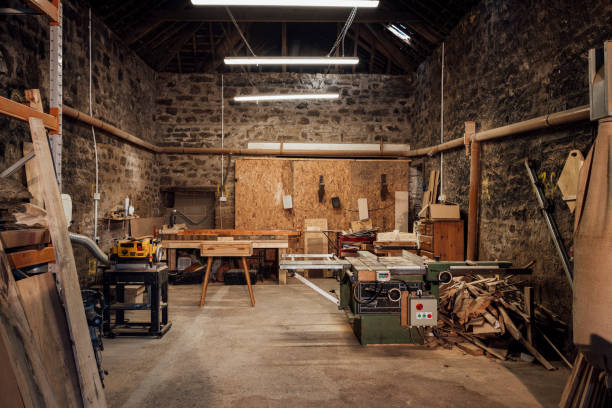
179,229,299,236
16,273,82,407
29,117,107,407
7,246,55,269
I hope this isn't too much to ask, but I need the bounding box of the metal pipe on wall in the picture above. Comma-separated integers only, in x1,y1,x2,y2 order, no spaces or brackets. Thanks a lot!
406,105,591,158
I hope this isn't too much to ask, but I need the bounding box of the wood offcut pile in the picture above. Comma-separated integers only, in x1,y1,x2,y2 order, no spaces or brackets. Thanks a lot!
427,274,570,370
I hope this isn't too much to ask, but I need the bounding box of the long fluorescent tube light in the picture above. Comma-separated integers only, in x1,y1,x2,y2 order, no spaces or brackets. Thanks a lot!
386,24,411,44
225,57,358,66
234,93,340,102
191,1,379,7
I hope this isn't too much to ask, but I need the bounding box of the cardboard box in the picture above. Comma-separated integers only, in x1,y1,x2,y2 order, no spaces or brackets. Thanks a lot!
419,204,460,219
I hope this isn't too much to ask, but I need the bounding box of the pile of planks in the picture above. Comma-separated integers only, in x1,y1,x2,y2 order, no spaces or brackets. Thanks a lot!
428,274,568,371
559,353,611,407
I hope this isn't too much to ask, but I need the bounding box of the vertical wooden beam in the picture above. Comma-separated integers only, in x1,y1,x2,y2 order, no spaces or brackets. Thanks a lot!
281,22,287,73
28,117,107,407
208,22,215,70
352,24,359,74
335,22,341,72
466,122,479,261
524,286,534,345
369,41,375,73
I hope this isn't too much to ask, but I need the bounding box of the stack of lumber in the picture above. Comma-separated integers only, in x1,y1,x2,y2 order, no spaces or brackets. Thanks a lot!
428,275,568,371
559,353,611,407
374,231,417,256
0,178,47,230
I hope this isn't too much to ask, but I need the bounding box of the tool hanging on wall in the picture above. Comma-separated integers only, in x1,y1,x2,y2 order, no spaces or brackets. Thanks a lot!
380,174,389,201
318,175,325,202
524,159,573,290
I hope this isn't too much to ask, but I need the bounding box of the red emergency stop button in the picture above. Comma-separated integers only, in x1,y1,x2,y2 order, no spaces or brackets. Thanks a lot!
416,303,423,310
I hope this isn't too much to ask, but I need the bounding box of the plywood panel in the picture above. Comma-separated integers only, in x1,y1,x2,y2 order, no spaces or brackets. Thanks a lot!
349,161,410,231
235,159,294,229
292,160,351,230
130,217,165,238
235,159,410,232
395,191,409,232
304,218,328,254
16,273,82,407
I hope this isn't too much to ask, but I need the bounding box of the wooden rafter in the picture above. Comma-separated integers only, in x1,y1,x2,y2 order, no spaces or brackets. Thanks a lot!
24,0,59,23
155,23,203,71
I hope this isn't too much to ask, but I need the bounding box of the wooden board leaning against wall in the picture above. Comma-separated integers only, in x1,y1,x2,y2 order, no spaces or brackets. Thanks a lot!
235,158,411,236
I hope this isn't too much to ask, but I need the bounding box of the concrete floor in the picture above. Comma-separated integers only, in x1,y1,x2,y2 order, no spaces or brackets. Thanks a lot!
103,279,569,408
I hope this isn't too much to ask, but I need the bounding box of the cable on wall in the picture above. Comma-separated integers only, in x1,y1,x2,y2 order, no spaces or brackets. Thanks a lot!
89,8,100,243
439,41,445,201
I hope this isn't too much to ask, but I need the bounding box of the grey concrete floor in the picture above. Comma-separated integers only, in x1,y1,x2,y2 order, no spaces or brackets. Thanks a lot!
102,279,569,408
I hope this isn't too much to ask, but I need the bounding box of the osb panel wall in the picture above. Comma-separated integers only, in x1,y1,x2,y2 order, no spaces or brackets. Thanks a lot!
235,158,410,231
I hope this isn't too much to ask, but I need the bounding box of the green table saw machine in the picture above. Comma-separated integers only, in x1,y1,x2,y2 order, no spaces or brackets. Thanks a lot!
340,252,528,346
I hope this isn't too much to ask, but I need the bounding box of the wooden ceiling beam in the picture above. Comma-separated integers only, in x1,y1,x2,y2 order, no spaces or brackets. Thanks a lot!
154,23,204,71
204,23,252,72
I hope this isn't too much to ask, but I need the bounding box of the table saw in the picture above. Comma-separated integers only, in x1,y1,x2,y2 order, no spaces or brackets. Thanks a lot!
339,251,531,345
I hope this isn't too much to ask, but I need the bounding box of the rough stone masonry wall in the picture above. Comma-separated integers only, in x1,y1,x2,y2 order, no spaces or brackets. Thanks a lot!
0,0,159,283
406,0,612,331
155,73,413,227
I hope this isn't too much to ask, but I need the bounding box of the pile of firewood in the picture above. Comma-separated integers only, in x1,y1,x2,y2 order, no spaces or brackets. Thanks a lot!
427,274,570,370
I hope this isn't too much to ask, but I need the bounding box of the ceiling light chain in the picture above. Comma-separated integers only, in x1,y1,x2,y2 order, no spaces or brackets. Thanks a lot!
225,6,256,57
327,7,357,57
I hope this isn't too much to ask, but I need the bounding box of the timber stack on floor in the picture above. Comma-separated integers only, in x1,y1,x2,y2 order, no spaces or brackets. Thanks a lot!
428,274,570,371
0,107,107,406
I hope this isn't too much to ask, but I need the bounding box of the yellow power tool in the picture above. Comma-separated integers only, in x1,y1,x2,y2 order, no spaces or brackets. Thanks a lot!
110,238,162,265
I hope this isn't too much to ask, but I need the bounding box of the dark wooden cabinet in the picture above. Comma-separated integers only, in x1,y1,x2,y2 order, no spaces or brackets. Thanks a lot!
418,220,464,261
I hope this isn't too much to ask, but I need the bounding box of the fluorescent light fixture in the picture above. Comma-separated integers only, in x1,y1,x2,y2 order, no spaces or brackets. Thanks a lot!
191,0,379,7
386,24,411,44
225,57,359,66
234,93,340,102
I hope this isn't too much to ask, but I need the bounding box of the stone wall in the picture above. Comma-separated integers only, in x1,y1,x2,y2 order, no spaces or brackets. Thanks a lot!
0,0,159,283
155,73,414,227
405,0,612,328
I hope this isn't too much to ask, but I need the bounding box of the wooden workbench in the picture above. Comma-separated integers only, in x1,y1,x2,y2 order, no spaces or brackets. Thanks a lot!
160,229,299,284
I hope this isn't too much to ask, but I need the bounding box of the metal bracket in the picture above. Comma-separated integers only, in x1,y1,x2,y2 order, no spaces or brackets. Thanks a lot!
464,121,475,156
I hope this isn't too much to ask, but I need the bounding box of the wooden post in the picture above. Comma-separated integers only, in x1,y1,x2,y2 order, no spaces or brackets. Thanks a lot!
524,286,534,345
281,22,287,73
29,117,107,407
278,248,287,285
199,256,213,307
167,248,177,271
352,24,359,74
466,121,480,261
241,257,256,307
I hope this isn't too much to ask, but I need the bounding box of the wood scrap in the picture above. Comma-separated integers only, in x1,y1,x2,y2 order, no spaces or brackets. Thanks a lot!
435,274,565,369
